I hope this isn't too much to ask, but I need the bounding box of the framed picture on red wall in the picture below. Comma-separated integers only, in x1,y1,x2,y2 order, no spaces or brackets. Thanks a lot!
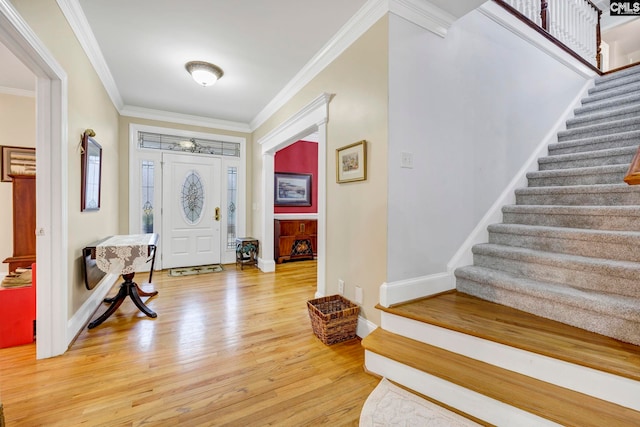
274,172,312,206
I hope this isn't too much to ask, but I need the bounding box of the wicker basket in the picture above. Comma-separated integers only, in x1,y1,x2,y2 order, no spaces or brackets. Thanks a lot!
307,295,359,345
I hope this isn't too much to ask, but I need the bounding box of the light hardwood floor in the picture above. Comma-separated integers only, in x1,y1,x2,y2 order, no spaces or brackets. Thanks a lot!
0,260,379,426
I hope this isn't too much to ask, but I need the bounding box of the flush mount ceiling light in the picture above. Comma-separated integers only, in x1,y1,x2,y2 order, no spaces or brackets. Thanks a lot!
185,61,224,87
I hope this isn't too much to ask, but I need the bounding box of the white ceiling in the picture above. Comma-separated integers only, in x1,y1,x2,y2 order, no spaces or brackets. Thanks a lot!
76,0,369,128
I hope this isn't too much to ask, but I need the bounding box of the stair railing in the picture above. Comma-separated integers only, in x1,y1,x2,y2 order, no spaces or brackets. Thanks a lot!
624,148,640,185
496,0,602,70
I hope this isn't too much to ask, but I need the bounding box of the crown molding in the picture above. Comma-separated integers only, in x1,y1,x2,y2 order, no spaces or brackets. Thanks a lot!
119,104,251,133
249,0,457,132
56,0,123,109
0,85,35,97
389,0,456,37
250,0,389,131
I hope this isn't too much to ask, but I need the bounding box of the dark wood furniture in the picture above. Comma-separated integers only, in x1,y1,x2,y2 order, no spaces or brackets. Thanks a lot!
274,219,317,264
236,237,259,270
84,233,158,329
3,174,36,273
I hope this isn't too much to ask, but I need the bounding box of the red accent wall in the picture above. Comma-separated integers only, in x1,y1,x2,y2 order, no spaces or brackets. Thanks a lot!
274,140,318,214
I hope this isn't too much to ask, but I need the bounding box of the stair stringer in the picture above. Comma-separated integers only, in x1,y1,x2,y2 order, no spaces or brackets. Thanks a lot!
377,311,640,411
364,350,559,427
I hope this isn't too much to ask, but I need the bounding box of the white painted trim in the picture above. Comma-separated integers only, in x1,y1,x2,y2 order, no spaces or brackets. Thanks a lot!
478,2,600,79
259,93,333,152
273,213,319,220
66,274,118,336
0,85,34,97
258,93,332,297
381,312,640,411
364,351,560,426
379,272,454,308
257,257,276,273
389,0,456,38
446,80,594,272
0,1,69,359
120,105,251,133
357,316,378,339
250,1,387,130
56,0,123,110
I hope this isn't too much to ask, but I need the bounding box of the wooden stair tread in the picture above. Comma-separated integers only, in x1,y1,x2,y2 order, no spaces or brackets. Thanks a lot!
377,291,640,381
362,328,640,426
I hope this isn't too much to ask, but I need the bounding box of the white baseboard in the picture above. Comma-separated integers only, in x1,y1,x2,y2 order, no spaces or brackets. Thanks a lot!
258,257,276,273
379,272,454,308
66,273,118,345
357,315,378,339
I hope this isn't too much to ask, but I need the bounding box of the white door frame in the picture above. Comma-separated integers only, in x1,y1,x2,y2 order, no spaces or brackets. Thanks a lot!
258,93,332,298
128,123,247,266
0,0,69,358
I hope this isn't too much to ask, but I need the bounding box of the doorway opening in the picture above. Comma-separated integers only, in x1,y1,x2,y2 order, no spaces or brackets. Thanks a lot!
258,93,332,298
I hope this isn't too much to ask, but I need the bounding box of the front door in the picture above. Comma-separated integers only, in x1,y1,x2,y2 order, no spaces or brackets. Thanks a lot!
162,153,221,268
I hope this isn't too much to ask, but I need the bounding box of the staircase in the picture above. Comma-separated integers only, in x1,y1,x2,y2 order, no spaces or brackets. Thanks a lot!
362,65,640,425
455,64,640,345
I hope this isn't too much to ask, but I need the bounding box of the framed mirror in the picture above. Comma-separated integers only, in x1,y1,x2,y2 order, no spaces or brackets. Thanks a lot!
81,131,102,212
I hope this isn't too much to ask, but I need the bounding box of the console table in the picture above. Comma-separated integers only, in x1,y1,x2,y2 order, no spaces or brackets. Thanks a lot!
85,233,158,329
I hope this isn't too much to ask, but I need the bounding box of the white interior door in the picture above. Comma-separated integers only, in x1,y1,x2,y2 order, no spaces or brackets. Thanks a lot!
162,153,221,268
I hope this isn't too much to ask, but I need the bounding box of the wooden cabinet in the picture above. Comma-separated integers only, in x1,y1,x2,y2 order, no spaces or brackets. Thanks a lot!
3,175,36,272
274,219,317,264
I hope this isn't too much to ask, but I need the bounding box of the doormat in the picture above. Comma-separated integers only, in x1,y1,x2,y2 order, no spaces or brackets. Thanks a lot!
169,264,223,277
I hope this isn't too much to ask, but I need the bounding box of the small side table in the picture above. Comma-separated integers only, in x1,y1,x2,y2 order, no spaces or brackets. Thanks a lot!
236,237,259,270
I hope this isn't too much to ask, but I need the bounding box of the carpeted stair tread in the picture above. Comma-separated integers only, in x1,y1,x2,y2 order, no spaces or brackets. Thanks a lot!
487,223,640,262
471,243,640,298
590,66,640,92
472,242,640,278
567,102,640,128
377,291,640,381
456,266,640,344
575,91,640,116
515,183,640,206
548,130,640,155
527,164,627,186
538,145,636,170
502,204,640,230
586,79,640,102
362,327,640,426
557,116,640,142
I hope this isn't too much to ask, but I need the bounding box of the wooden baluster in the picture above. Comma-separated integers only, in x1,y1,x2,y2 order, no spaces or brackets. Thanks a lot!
541,0,548,30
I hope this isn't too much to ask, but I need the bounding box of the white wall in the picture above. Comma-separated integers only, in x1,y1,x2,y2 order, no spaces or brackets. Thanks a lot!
386,10,589,282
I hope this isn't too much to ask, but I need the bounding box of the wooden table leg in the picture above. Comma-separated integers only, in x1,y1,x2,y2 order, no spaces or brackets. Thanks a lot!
87,273,158,329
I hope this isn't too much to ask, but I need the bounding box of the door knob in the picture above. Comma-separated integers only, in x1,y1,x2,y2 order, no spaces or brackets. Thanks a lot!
215,207,221,221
